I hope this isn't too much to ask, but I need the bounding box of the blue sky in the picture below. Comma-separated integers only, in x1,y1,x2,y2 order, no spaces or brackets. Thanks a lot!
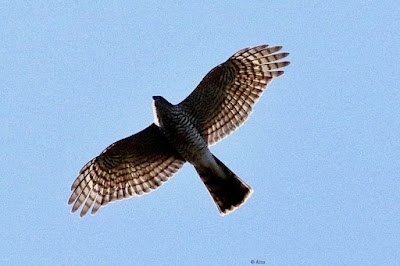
1,1,399,265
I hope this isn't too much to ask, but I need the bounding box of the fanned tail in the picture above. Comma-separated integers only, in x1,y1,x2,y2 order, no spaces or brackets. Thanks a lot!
195,155,252,215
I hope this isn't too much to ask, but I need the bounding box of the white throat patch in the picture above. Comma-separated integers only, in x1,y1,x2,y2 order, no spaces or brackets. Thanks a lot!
152,99,161,127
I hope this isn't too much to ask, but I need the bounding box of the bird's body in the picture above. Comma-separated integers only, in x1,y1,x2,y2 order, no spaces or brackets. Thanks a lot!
152,95,251,213
153,96,208,166
69,44,290,217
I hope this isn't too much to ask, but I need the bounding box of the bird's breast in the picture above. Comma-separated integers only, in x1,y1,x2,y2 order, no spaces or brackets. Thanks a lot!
158,108,209,164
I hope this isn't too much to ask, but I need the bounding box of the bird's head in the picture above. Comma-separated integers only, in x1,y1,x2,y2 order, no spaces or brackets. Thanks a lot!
152,96,172,127
152,95,167,103
152,95,172,108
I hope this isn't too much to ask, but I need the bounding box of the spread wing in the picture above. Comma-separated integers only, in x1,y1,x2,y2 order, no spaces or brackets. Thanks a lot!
178,44,290,146
68,124,185,217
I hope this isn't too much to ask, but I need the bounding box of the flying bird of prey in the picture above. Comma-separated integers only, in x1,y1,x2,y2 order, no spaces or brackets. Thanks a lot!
68,44,290,217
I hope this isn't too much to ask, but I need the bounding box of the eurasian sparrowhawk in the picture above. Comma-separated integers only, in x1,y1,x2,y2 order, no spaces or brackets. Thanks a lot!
68,44,290,217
